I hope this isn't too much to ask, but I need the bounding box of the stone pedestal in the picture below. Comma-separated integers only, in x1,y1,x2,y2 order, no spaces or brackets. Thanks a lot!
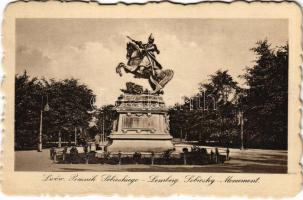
106,94,174,153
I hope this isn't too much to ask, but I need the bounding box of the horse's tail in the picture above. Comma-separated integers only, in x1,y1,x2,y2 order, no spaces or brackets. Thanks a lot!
158,69,174,88
149,69,174,94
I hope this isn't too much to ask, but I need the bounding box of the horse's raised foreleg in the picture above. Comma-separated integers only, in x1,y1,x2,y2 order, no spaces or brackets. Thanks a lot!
116,62,125,76
117,62,139,74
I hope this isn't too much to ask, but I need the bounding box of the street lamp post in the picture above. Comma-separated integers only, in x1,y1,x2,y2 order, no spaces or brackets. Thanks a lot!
207,94,216,111
199,90,218,144
236,92,245,150
102,112,105,143
238,110,244,150
203,89,207,111
38,95,50,152
180,128,183,142
74,127,77,146
98,110,105,143
38,104,43,152
58,130,62,148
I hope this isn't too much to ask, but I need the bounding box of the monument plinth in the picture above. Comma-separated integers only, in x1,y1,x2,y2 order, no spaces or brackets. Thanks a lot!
108,34,175,153
106,94,174,153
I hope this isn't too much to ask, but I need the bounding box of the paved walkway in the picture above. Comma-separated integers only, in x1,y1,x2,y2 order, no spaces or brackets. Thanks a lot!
15,148,287,173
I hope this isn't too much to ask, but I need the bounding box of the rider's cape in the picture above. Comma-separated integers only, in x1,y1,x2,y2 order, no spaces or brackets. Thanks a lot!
131,41,162,69
146,51,162,69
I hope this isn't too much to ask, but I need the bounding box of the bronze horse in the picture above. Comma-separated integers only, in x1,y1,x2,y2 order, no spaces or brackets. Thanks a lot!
116,42,174,94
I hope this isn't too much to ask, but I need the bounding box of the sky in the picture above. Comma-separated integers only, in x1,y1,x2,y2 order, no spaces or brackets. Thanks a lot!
16,19,288,106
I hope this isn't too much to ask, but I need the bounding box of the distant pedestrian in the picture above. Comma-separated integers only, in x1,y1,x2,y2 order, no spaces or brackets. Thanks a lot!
49,148,52,159
95,134,101,150
50,147,54,160
70,146,79,164
226,148,230,161
62,146,68,162
53,149,57,163
215,148,219,163
83,143,88,154
210,150,214,162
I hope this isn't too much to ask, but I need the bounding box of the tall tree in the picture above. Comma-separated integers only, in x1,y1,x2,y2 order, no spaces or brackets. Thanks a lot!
43,78,95,143
15,72,96,149
199,70,240,145
169,70,240,146
95,105,117,137
242,40,288,149
15,71,43,149
200,70,238,105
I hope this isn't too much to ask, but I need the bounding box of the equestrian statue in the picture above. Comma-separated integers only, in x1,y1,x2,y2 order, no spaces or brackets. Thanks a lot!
116,34,174,94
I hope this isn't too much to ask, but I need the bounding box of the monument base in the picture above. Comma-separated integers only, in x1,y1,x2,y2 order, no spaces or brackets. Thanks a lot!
106,94,175,154
106,134,174,153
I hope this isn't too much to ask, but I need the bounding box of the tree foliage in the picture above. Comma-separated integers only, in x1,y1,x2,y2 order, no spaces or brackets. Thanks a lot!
15,72,95,149
15,40,288,150
93,104,118,137
169,40,288,149
169,69,240,146
242,40,288,149
15,71,43,148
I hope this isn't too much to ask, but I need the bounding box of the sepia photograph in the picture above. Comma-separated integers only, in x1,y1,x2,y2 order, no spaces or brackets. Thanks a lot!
14,18,288,173
2,1,301,197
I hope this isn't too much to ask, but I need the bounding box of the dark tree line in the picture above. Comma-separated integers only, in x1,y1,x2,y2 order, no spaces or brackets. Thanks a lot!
242,41,288,149
168,70,240,147
15,72,95,149
169,40,288,149
88,105,118,139
15,40,288,150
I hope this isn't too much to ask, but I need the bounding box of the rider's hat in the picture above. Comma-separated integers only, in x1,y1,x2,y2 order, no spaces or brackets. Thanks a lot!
148,33,154,42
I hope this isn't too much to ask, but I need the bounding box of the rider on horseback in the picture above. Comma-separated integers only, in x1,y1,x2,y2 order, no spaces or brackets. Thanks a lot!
127,34,162,75
116,34,174,94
